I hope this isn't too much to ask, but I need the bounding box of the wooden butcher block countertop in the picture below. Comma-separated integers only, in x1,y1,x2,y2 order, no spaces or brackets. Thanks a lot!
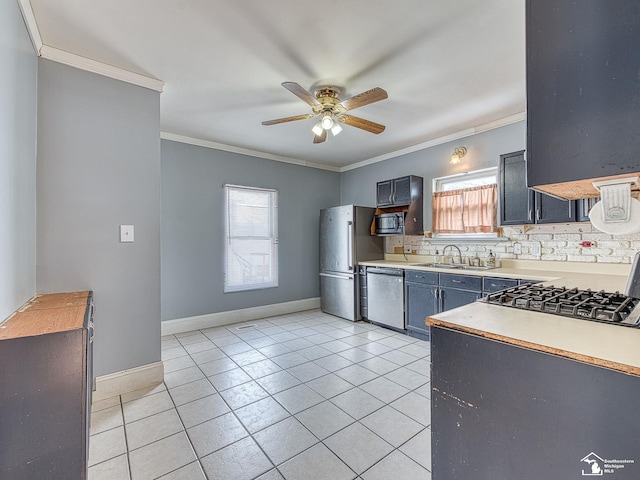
0,291,91,340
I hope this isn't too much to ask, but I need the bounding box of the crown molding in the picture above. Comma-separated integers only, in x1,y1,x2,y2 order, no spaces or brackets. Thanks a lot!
17,0,43,54
17,1,164,92
341,112,526,172
39,45,164,92
160,132,342,172
161,112,525,173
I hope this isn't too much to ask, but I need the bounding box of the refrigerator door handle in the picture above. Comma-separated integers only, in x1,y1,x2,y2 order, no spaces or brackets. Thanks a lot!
320,272,354,280
347,221,354,271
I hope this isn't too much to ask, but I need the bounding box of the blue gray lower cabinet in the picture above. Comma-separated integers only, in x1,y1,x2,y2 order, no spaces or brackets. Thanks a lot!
439,278,483,312
404,272,535,340
431,326,640,479
404,270,439,340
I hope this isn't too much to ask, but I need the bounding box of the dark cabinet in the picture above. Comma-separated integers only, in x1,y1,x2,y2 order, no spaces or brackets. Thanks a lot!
432,326,640,479
439,273,482,312
404,270,439,340
499,151,534,225
482,276,518,293
376,180,393,207
534,192,575,224
0,291,94,480
376,175,422,207
499,150,578,225
577,197,599,223
526,0,640,197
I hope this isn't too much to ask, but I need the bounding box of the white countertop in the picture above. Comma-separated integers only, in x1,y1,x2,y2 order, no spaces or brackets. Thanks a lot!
359,257,631,290
428,301,640,376
360,256,640,376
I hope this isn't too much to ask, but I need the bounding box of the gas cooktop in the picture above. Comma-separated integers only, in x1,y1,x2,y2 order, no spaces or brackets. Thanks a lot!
484,284,640,327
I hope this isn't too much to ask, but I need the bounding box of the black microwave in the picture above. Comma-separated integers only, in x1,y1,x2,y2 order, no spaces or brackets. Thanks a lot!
375,212,405,235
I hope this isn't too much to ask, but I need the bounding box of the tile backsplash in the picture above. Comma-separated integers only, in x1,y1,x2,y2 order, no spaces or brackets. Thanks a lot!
388,223,640,264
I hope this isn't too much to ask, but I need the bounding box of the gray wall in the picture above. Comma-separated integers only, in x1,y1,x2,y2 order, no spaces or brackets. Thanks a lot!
37,60,161,377
341,122,526,231
161,140,341,321
0,1,37,321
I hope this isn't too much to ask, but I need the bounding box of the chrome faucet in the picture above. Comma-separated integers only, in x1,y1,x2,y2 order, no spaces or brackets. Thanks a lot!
443,244,462,265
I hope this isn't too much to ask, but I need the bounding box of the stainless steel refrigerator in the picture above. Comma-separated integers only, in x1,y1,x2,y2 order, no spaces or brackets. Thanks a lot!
320,205,384,321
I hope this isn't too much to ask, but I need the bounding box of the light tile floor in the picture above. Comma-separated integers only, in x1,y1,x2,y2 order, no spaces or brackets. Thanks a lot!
89,310,432,480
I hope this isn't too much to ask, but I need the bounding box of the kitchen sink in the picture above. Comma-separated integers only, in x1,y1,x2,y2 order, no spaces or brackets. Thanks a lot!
412,263,497,271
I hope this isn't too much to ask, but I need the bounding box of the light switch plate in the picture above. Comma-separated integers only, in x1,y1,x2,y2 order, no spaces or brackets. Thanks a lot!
513,243,522,255
120,225,134,243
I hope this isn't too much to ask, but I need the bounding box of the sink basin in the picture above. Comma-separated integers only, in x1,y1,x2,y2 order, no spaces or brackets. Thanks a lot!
412,263,464,269
412,263,497,271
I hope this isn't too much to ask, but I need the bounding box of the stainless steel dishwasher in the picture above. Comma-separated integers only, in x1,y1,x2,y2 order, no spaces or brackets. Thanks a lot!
366,267,405,330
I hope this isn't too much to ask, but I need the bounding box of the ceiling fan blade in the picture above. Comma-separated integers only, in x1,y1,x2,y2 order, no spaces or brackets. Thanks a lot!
282,82,322,107
313,129,327,144
261,113,316,126
337,114,385,134
337,87,388,112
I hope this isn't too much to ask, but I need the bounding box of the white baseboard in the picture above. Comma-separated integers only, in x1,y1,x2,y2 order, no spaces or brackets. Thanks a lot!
161,297,321,336
93,361,164,402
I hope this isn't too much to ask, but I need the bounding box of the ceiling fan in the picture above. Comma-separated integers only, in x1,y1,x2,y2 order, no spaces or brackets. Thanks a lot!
262,82,388,144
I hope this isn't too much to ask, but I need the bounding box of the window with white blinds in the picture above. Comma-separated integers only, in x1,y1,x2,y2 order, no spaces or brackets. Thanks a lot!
224,185,278,292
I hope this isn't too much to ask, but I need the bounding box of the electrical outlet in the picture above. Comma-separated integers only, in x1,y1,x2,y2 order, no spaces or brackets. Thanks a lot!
513,243,522,255
404,245,412,254
532,244,541,256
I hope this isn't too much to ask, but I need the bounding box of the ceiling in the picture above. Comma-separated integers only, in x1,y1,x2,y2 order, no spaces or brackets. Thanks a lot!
26,0,526,170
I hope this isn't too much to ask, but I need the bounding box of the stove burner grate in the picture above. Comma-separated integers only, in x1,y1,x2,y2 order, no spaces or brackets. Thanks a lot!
484,284,640,327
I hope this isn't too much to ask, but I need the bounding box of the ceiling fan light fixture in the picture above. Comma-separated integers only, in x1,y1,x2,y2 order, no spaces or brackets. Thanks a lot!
311,121,324,136
331,123,343,136
321,114,334,130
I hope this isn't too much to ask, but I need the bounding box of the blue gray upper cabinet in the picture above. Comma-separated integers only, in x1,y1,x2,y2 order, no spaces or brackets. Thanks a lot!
376,175,422,207
499,150,576,225
526,0,640,199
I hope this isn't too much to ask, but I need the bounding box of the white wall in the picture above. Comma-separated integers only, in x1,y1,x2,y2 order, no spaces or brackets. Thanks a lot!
0,0,37,321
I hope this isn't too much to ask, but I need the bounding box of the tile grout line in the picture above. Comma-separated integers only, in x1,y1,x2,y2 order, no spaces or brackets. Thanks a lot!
101,311,432,479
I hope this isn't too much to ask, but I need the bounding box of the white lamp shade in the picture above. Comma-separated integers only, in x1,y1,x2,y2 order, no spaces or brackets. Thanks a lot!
321,115,334,129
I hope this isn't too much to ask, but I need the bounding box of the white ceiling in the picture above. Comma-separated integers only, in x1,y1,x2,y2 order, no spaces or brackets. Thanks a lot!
26,0,526,170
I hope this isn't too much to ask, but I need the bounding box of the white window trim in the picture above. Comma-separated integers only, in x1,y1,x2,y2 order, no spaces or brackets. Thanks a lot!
223,184,278,293
433,167,498,192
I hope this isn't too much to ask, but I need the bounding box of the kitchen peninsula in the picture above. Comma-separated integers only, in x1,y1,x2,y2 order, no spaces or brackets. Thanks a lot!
426,271,640,479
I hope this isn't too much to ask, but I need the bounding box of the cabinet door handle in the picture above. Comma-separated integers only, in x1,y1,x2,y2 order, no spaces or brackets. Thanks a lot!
452,279,462,284
536,209,541,221
528,209,532,222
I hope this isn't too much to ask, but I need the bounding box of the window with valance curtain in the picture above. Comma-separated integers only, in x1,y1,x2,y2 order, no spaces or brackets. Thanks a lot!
432,184,498,234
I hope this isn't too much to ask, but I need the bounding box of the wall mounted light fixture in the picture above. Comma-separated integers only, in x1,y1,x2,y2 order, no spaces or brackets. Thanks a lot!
450,147,467,165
